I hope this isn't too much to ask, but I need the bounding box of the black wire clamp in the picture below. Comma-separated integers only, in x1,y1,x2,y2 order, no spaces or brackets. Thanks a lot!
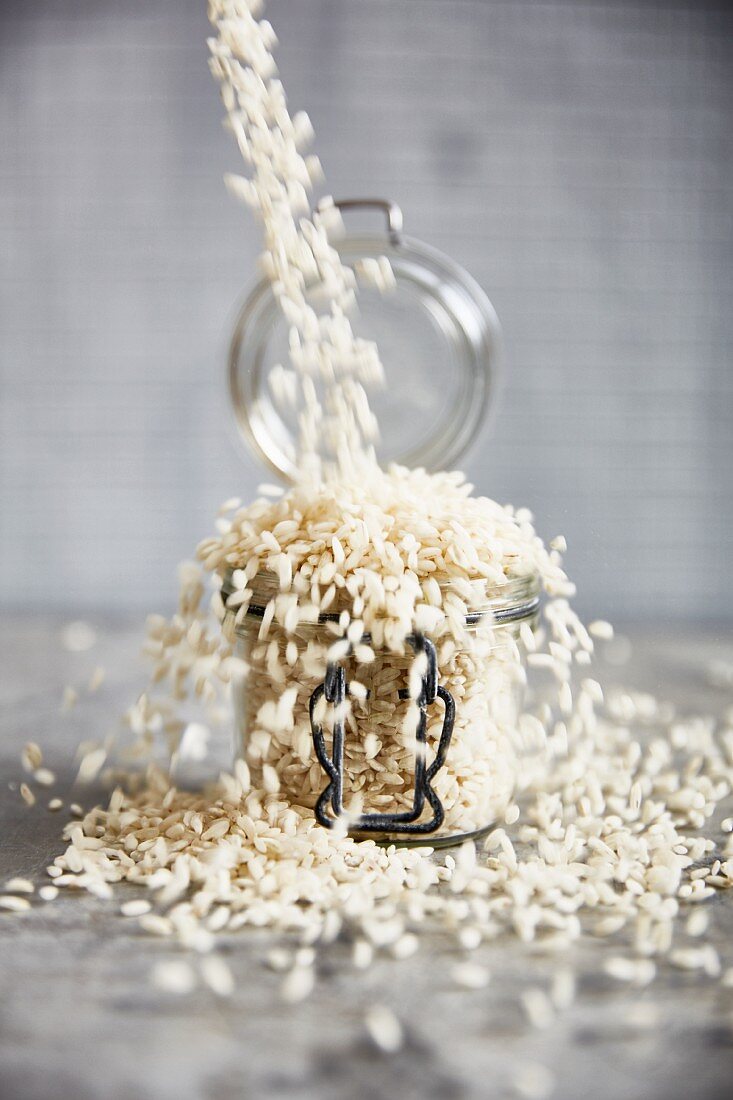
309,634,455,835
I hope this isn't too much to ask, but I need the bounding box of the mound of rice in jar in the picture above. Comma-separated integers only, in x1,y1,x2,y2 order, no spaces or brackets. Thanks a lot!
222,564,539,845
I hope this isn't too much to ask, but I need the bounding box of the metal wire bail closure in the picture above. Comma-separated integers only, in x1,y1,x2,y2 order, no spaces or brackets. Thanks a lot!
309,635,456,835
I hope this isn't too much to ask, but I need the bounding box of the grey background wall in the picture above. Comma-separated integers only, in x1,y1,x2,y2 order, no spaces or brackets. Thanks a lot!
1,0,731,619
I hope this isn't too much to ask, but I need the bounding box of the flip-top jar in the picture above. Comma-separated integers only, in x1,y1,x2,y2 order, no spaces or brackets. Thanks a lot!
225,199,540,845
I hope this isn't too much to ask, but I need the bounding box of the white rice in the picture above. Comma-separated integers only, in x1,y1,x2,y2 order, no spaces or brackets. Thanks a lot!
364,1005,404,1053
4,0,729,1040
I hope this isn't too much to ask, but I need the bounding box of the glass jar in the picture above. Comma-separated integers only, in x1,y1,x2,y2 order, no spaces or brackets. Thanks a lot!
223,570,539,847
224,197,539,846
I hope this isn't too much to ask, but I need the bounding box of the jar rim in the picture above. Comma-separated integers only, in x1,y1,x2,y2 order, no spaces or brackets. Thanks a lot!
221,568,540,633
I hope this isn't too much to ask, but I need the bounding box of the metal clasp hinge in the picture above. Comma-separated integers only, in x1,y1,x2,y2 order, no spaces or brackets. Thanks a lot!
309,635,455,836
321,197,404,246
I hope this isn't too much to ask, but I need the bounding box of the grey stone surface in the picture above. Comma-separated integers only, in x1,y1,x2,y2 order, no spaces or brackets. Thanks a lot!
1,0,732,619
1,616,732,1100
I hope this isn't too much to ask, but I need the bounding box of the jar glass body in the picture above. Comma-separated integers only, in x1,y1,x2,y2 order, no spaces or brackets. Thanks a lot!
226,573,539,847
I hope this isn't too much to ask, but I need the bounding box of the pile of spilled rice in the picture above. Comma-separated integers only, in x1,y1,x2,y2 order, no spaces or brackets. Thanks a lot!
6,0,733,1065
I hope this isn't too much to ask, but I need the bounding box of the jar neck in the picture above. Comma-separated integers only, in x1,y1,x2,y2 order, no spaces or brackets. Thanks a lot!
221,567,540,634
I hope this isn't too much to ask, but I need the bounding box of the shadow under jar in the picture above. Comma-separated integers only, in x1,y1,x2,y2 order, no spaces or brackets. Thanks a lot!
223,571,540,848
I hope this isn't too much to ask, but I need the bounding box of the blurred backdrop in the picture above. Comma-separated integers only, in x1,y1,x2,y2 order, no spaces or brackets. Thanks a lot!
1,0,731,619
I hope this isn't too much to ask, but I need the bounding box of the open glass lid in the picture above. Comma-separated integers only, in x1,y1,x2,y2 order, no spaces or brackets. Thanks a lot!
228,199,501,482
